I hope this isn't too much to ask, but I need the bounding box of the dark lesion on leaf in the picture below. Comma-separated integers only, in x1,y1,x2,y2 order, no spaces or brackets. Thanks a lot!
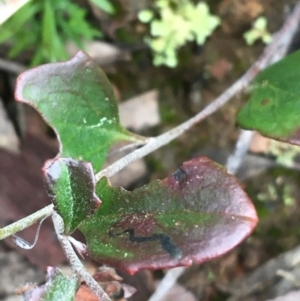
260,99,270,106
172,167,187,183
109,228,182,260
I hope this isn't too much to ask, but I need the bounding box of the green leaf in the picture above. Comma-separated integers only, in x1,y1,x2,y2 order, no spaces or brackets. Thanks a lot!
0,2,41,43
243,17,272,46
42,0,68,62
8,29,37,58
62,2,102,40
237,50,300,145
79,156,257,275
22,267,78,301
15,51,143,172
89,0,116,14
138,10,154,23
43,158,101,234
189,2,220,45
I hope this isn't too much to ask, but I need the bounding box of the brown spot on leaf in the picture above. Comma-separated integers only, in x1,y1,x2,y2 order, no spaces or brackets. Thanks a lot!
260,99,270,106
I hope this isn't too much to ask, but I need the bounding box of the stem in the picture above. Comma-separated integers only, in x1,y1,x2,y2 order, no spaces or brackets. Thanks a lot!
226,130,254,175
0,204,54,240
0,57,26,74
52,212,111,301
148,267,186,301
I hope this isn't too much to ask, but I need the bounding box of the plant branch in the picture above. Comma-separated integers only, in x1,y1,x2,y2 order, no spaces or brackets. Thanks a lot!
0,57,26,74
96,1,300,182
145,2,300,301
0,204,53,240
226,130,255,175
52,212,111,301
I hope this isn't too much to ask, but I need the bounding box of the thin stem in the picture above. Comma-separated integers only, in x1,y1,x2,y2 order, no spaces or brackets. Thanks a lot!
148,267,186,301
12,214,50,249
226,130,254,175
107,138,152,157
52,212,111,301
96,1,300,182
0,204,54,240
0,57,26,74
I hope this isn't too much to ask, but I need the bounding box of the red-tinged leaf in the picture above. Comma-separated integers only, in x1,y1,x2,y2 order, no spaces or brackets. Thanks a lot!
79,156,258,274
15,51,144,172
22,267,78,301
43,157,101,234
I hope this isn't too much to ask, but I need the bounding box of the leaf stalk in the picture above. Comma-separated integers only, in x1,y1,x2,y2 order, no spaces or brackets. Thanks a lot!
0,204,54,240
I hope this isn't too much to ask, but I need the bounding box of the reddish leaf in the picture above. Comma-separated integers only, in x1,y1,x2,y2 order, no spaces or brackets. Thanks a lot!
80,156,258,274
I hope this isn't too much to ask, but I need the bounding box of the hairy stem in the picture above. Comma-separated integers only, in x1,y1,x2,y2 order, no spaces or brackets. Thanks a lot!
52,212,111,301
0,204,54,240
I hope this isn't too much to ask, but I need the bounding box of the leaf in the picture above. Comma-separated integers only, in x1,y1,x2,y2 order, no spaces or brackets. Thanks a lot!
15,51,143,171
146,1,219,67
243,17,272,45
189,2,220,45
90,0,116,15
42,0,68,62
79,156,258,275
138,10,154,23
237,50,300,145
22,267,78,301
43,157,101,234
0,2,41,43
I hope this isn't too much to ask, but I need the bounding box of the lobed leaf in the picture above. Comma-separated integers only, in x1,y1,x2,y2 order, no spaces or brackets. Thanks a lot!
237,50,300,145
79,156,258,275
43,157,101,234
22,267,78,301
15,51,143,172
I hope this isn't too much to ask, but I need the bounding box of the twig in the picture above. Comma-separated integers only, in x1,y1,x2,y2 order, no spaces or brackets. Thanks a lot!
0,57,26,74
148,267,186,301
0,204,53,240
52,212,111,301
12,214,49,249
145,2,300,301
95,1,300,182
226,130,254,175
107,139,152,157
223,244,300,300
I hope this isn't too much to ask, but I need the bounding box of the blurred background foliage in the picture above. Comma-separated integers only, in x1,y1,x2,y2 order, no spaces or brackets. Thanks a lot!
0,0,222,67
0,0,115,65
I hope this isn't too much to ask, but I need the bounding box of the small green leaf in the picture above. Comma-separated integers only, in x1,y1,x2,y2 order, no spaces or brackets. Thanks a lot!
43,158,101,234
89,0,116,14
237,50,300,145
22,267,78,301
243,17,272,46
42,0,68,62
138,10,154,23
145,1,219,67
15,51,143,171
79,156,257,275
